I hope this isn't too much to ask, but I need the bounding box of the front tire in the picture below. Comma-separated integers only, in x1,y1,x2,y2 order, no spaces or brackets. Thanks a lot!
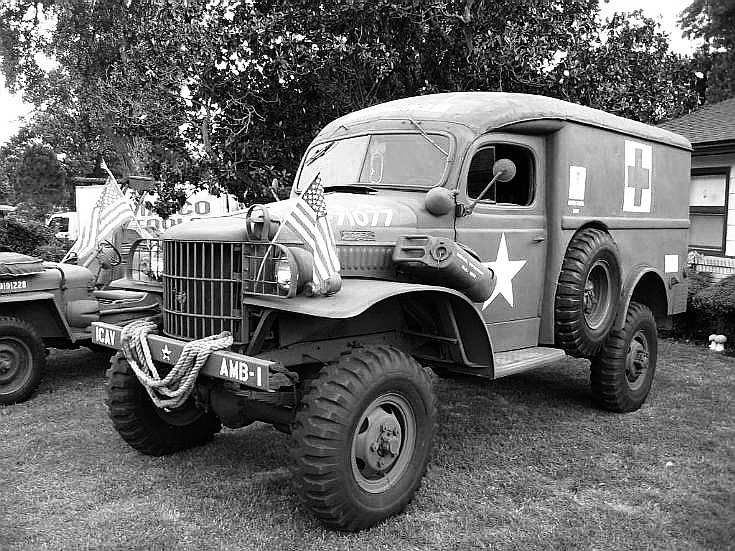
290,345,436,531
591,302,657,412
0,317,45,405
105,352,221,455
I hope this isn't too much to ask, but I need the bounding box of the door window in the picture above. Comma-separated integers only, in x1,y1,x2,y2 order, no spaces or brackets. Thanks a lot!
466,144,534,206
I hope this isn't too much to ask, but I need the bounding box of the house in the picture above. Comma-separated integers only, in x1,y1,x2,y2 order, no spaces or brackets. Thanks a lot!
660,97,735,279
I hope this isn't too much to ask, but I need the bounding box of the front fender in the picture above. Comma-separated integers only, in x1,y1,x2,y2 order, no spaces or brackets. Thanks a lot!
243,279,493,369
0,293,72,340
242,278,477,318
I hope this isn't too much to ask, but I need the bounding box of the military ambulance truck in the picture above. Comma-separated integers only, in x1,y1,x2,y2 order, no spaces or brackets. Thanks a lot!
92,92,691,530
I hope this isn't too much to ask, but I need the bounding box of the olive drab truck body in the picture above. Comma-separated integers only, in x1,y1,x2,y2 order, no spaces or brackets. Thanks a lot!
91,93,691,530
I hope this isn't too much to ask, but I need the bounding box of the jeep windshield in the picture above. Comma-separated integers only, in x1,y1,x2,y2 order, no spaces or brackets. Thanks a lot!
296,133,450,192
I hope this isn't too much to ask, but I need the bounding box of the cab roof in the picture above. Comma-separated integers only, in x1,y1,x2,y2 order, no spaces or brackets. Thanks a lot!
316,92,691,150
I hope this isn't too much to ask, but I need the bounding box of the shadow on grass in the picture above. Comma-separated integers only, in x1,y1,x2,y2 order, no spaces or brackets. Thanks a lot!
436,357,594,412
36,347,112,395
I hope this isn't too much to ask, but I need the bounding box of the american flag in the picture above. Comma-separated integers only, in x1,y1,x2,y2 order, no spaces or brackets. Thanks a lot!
63,160,142,266
283,173,340,287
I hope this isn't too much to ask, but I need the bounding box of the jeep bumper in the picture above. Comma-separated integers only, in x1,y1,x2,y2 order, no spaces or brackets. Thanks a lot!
91,321,274,391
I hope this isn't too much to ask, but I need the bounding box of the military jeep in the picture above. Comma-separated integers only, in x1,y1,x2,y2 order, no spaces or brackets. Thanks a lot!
0,247,159,404
92,92,690,530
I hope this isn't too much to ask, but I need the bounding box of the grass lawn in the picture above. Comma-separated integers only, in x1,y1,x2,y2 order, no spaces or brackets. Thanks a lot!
1,339,733,550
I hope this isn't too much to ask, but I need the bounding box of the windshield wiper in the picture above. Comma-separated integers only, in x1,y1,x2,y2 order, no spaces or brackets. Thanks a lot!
407,117,448,157
305,141,336,166
323,184,378,194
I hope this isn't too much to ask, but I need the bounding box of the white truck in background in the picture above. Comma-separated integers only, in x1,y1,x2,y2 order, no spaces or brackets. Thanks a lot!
47,182,243,240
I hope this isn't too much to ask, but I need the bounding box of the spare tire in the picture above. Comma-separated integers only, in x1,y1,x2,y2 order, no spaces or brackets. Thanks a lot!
555,228,621,357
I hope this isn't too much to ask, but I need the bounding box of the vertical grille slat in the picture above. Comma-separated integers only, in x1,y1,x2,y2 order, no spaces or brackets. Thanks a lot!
163,240,243,344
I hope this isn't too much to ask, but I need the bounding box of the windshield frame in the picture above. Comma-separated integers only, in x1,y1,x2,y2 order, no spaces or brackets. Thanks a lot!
294,129,456,192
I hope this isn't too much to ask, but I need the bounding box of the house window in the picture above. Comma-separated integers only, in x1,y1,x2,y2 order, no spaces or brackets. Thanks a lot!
466,144,534,206
689,168,730,254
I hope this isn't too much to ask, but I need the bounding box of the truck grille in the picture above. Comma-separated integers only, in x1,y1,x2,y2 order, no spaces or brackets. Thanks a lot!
162,240,397,343
163,241,244,343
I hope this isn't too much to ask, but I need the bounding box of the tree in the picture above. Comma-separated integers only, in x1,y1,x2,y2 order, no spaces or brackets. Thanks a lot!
0,0,701,214
0,138,70,219
550,11,699,124
680,0,735,102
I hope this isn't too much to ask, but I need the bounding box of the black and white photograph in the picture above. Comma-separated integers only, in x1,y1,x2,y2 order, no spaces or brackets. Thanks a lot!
0,0,733,548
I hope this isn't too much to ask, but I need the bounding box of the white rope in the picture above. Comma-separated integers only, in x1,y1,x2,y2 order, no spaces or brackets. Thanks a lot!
120,319,233,410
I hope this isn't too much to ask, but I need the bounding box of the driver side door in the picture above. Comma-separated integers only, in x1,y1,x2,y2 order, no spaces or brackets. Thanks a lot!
454,134,547,352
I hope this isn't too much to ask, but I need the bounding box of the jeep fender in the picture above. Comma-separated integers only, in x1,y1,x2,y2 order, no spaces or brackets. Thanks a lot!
0,292,72,341
243,279,493,367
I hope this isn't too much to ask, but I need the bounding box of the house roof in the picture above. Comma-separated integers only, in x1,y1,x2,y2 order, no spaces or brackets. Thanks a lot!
658,97,735,146
315,92,691,150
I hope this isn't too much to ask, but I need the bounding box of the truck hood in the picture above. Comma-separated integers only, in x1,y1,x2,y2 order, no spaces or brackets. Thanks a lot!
163,190,450,243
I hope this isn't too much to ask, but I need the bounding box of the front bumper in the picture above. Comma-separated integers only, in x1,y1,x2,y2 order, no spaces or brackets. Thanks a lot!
91,321,275,391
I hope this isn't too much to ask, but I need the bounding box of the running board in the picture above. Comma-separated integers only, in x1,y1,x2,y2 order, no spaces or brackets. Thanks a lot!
419,346,566,379
493,347,566,378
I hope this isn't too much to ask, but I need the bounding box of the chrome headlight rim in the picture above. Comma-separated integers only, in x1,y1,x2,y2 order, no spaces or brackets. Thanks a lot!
128,238,164,283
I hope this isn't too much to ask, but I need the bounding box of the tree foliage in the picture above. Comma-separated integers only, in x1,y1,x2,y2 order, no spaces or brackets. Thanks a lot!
0,0,700,215
680,0,735,102
0,137,71,219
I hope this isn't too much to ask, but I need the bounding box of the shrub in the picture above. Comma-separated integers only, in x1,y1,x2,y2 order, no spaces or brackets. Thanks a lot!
673,273,735,353
692,275,735,314
0,216,70,261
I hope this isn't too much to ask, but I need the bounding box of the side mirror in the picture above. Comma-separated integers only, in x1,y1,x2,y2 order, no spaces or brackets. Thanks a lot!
466,158,517,213
492,158,517,183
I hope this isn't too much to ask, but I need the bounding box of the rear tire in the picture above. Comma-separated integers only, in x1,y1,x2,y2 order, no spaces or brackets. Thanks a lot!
591,302,657,412
555,228,621,357
104,352,221,455
0,317,45,404
290,345,436,531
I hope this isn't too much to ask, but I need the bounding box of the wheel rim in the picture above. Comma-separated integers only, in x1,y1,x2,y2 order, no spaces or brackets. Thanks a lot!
351,392,416,494
0,336,32,392
625,329,650,391
584,261,612,330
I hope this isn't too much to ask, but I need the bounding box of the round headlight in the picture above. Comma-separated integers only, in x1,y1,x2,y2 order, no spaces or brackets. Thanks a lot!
129,239,164,283
148,253,164,281
276,258,293,292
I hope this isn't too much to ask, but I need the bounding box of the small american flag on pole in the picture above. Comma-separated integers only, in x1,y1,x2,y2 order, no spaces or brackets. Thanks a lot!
283,173,340,289
63,159,143,266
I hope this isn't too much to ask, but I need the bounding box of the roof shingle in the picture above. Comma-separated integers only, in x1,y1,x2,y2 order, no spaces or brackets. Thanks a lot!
659,97,735,145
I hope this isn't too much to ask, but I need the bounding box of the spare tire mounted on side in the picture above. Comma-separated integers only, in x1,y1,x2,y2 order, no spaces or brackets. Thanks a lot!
555,228,622,357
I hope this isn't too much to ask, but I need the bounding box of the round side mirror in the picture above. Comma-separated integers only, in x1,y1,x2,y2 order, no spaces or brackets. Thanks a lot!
424,186,455,216
493,158,517,182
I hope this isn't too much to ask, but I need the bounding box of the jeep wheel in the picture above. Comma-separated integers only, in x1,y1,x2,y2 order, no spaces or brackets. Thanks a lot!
291,345,436,531
555,228,621,357
105,352,221,455
0,317,45,404
591,302,657,412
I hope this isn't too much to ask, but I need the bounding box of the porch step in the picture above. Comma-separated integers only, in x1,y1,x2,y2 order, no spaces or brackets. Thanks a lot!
493,347,567,379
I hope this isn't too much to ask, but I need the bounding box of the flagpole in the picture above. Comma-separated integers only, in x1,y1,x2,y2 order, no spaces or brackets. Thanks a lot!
253,174,318,283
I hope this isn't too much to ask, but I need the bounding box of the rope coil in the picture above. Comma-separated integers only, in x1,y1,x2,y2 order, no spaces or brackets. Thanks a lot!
120,318,234,410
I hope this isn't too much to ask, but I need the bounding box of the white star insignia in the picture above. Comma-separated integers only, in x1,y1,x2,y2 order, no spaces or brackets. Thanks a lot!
482,233,527,310
161,344,172,361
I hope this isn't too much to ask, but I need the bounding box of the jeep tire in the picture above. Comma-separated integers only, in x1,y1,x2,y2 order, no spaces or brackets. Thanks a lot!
555,228,621,357
0,317,45,404
591,302,657,412
105,352,221,455
290,345,436,531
